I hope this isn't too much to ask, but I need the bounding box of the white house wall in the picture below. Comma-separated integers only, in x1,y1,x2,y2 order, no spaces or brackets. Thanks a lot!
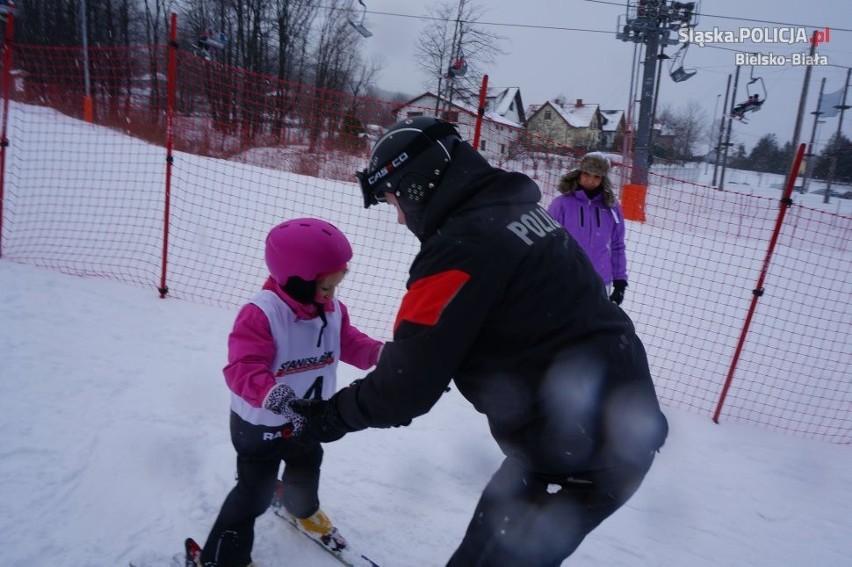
395,97,521,165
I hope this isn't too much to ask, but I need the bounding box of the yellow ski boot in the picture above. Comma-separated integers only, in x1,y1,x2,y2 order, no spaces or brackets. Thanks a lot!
289,508,348,553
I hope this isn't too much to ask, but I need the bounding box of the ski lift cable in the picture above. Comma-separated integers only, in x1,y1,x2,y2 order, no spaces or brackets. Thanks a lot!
319,1,852,37
323,3,852,67
331,1,852,44
348,6,616,34
338,5,852,63
580,0,852,33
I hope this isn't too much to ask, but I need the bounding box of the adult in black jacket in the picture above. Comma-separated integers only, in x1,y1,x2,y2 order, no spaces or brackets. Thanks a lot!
290,117,668,565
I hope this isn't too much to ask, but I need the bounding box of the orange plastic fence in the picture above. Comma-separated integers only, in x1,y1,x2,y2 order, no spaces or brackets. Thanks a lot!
621,184,648,223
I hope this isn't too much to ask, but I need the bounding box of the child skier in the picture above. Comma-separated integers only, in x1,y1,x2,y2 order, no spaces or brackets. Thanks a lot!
197,218,383,567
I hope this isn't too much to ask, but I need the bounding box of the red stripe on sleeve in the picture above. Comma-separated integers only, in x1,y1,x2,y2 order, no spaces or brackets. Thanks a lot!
394,270,471,333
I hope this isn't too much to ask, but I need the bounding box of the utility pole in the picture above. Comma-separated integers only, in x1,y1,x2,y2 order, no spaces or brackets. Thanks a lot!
621,42,642,188
719,65,741,190
445,0,465,116
713,74,732,187
647,45,671,161
616,1,697,184
825,68,851,204
632,16,662,182
801,77,826,193
81,0,92,122
790,33,819,158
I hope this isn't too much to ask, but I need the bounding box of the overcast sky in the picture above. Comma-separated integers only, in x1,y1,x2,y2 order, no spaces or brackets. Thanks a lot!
358,0,852,152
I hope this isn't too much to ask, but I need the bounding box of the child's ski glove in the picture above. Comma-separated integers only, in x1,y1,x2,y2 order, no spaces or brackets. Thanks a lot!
262,384,306,435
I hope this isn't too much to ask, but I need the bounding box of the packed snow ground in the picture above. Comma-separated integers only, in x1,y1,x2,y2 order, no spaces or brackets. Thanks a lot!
1,260,850,566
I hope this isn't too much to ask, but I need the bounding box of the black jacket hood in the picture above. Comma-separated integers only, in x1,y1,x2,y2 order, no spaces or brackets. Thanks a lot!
415,142,542,240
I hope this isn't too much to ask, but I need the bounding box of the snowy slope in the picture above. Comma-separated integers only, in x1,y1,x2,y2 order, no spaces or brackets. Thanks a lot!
1,261,851,567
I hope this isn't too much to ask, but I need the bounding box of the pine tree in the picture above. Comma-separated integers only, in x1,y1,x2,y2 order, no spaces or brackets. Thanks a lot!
813,133,852,183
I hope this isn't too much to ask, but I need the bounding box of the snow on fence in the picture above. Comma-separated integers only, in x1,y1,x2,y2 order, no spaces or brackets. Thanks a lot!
1,26,849,444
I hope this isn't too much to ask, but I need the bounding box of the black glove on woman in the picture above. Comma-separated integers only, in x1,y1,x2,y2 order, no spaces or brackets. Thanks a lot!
609,279,628,305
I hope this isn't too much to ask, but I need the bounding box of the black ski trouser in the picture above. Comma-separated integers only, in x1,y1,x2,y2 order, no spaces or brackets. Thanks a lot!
447,451,655,567
200,411,323,567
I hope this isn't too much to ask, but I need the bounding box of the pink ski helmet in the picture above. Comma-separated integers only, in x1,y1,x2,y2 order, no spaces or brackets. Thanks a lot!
265,218,353,284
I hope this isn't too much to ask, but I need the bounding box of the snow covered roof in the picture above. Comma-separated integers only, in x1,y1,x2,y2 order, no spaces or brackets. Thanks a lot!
600,110,625,132
393,92,522,128
528,99,600,128
553,99,599,128
653,118,675,136
489,87,518,115
482,86,519,115
494,87,525,124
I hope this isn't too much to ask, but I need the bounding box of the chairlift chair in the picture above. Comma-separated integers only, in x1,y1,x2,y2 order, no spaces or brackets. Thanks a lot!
447,46,468,79
746,67,767,104
196,30,227,61
669,41,697,83
199,31,227,51
348,0,373,38
731,66,767,122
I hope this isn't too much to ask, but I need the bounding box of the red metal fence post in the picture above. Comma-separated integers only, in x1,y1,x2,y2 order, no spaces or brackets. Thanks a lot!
472,74,488,151
0,13,14,259
159,13,178,298
713,143,807,423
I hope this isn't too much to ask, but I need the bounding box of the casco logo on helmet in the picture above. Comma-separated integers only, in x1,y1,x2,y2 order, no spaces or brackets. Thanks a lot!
368,151,409,187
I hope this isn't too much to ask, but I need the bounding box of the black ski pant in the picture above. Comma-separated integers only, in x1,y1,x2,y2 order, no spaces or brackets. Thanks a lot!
447,451,655,567
200,411,323,567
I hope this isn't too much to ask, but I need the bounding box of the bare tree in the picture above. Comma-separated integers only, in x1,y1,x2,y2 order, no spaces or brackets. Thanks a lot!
414,0,506,114
269,0,317,140
311,0,362,92
657,100,707,161
143,0,178,45
305,0,372,149
142,0,178,115
271,0,316,84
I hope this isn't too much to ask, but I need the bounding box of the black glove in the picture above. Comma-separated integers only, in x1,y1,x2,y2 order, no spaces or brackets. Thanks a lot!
288,397,351,443
609,280,628,305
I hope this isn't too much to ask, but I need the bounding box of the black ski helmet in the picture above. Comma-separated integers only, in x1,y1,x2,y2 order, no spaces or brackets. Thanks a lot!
356,116,462,211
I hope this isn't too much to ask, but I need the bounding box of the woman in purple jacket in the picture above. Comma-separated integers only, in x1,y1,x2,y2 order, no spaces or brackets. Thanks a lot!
547,152,629,305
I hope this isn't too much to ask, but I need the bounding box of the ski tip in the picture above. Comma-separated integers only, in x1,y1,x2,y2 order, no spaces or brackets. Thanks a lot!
361,555,380,567
184,537,203,567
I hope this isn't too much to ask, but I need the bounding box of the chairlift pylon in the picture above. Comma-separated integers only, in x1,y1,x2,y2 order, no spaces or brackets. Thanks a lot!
348,0,373,38
669,41,697,83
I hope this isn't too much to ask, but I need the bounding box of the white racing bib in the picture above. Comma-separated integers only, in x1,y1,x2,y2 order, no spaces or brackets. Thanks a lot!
230,290,342,426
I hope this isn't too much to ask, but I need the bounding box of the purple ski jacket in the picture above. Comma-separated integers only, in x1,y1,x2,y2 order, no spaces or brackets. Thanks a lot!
547,191,627,285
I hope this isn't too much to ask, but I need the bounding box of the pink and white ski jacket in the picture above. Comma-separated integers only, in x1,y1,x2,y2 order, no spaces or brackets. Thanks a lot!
224,276,382,427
